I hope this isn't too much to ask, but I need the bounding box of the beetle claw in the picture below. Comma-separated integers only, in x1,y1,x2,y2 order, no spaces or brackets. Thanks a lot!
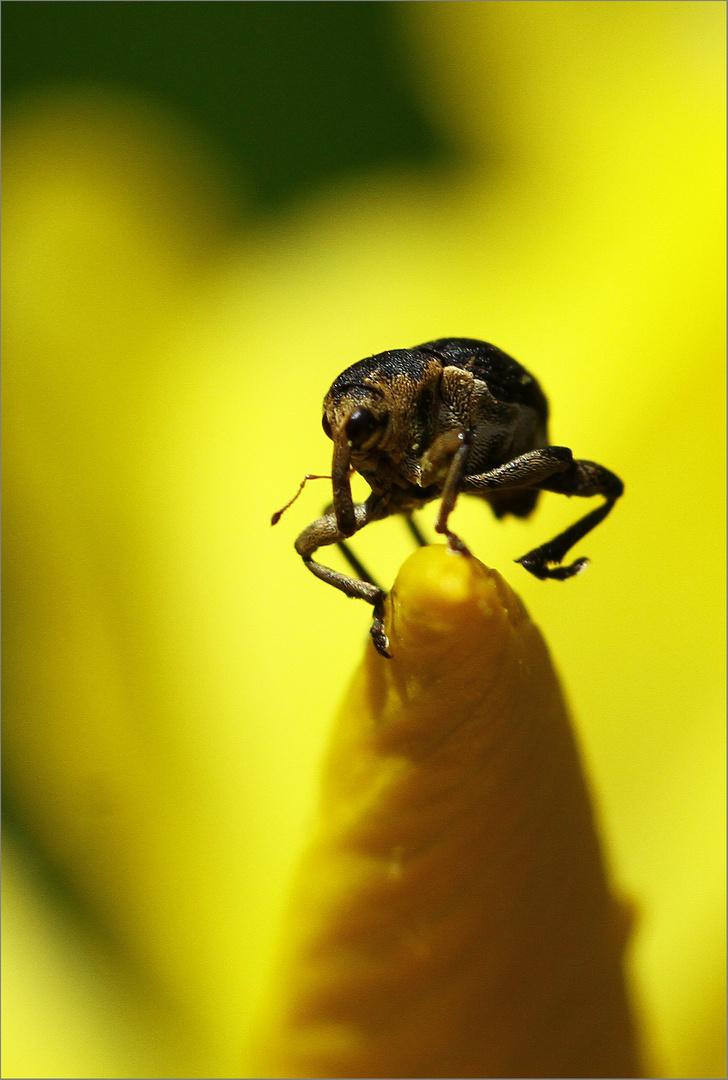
370,616,391,658
446,532,471,557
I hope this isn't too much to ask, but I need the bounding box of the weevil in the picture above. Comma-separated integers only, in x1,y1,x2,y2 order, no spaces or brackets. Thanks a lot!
273,338,623,657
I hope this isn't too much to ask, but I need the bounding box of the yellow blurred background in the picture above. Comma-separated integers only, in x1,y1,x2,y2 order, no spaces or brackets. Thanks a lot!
2,2,725,1077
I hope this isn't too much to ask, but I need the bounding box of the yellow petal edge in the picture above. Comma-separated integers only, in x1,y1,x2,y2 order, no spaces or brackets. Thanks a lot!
255,545,643,1078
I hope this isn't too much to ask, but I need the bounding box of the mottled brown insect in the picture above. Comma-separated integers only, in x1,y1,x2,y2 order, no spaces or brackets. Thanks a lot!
273,338,623,656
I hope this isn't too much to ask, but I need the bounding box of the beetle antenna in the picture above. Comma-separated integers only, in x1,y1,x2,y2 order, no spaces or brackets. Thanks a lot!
271,474,331,525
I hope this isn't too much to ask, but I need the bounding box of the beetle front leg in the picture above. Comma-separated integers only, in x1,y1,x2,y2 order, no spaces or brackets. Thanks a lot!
295,495,391,655
314,499,384,591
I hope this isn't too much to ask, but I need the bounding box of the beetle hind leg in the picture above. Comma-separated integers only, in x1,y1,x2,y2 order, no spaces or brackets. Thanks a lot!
516,459,623,579
404,513,429,548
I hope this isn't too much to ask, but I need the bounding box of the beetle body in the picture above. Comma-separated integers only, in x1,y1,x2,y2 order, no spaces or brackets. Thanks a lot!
281,338,623,656
322,338,549,528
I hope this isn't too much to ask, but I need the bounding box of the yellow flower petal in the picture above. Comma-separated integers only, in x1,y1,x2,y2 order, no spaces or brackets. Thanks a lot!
257,546,642,1079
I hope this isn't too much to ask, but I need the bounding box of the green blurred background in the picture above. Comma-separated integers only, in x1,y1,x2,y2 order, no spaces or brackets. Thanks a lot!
2,0,457,214
2,3,725,1078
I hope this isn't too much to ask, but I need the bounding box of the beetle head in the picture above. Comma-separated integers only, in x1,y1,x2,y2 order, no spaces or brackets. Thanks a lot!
321,348,443,535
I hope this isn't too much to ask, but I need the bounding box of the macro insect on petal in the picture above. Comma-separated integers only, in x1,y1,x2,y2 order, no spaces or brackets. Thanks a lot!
273,338,623,657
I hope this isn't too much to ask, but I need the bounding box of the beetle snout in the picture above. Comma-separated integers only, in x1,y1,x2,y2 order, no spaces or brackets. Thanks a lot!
331,436,356,537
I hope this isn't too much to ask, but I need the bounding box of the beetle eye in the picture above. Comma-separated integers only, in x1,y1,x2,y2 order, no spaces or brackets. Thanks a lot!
345,407,379,447
322,413,333,439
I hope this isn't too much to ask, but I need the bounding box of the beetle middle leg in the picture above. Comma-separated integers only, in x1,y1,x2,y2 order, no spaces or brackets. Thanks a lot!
430,433,570,554
431,431,474,554
295,494,391,655
404,513,429,548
